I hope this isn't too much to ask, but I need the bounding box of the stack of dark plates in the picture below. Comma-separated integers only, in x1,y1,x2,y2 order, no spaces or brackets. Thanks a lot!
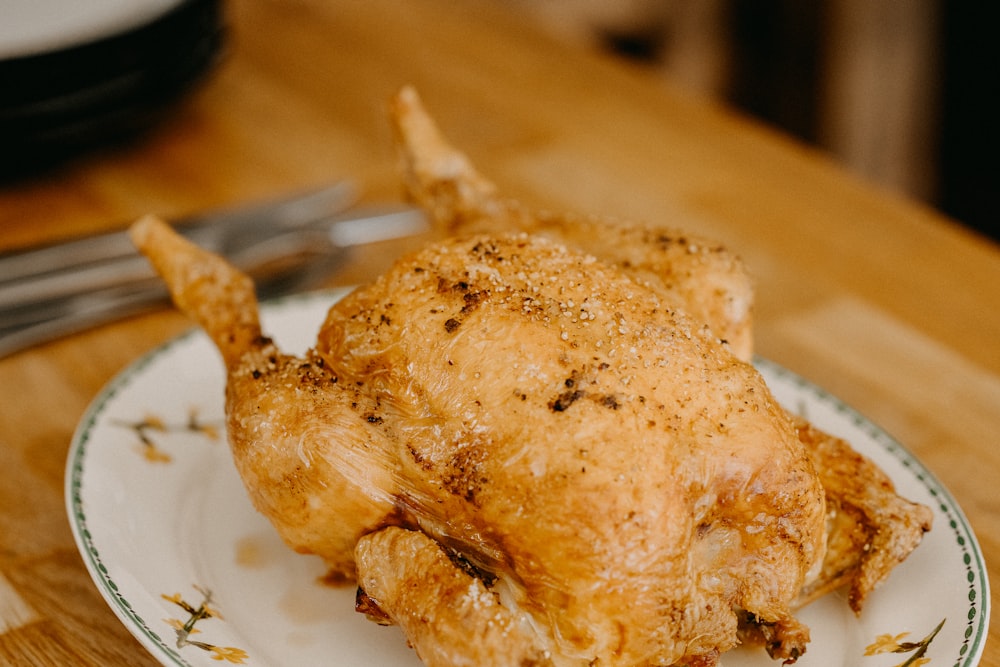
0,0,225,178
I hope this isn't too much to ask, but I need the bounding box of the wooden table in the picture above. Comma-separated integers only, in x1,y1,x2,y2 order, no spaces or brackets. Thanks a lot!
1,1,997,665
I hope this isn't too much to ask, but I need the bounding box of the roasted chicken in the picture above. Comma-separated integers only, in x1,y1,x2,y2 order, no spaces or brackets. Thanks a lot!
130,87,931,667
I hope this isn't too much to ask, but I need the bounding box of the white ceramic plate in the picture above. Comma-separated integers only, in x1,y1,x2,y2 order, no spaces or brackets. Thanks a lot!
0,0,183,59
66,290,989,667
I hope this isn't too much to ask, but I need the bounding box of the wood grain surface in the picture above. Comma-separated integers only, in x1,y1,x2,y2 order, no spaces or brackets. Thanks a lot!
1,1,997,665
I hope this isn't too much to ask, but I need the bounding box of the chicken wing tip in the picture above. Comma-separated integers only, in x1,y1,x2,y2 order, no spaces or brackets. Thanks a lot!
130,216,263,367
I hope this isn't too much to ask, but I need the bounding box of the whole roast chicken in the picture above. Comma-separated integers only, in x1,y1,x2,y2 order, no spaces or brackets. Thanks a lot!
130,87,930,667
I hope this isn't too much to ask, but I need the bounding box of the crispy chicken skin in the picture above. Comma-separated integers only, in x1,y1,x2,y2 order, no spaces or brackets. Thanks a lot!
388,85,932,627
356,527,556,667
133,217,825,665
130,215,394,579
791,418,933,613
129,87,931,666
390,85,755,364
316,231,827,665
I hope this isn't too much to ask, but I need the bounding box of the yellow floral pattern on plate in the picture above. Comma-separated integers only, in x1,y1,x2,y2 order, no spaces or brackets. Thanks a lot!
114,408,221,462
162,585,249,664
865,619,945,667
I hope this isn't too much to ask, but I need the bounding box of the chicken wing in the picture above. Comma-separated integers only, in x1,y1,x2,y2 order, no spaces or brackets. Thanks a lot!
791,417,933,613
131,216,394,580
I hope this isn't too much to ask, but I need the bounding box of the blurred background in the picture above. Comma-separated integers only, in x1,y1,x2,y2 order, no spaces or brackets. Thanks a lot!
504,0,997,244
3,1,994,245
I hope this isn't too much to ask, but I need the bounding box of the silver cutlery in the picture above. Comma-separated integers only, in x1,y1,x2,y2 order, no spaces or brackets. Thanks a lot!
0,182,358,308
0,185,428,357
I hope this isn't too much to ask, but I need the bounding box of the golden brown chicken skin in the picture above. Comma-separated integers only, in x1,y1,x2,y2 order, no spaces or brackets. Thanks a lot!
390,85,756,364
316,232,827,665
133,216,826,665
387,85,932,639
128,86,932,667
356,527,556,667
790,418,933,613
131,216,394,579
